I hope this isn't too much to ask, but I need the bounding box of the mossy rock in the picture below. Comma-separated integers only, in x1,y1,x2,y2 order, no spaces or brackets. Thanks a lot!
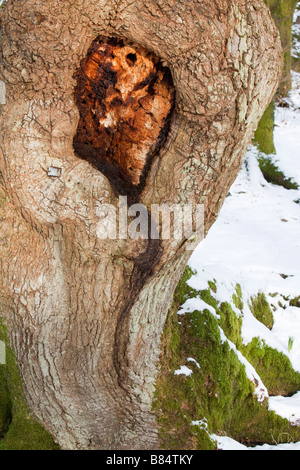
0,367,11,439
253,103,299,188
232,283,244,311
199,288,218,311
254,102,276,156
257,154,299,189
250,293,274,329
173,266,198,308
242,338,300,396
218,301,242,347
289,296,300,308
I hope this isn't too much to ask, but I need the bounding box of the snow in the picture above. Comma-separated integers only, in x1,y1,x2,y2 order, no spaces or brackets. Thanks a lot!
211,434,248,450
211,434,300,451
187,64,300,448
177,296,219,318
189,144,300,303
218,326,269,403
174,365,193,377
191,418,208,430
292,6,300,58
269,392,300,426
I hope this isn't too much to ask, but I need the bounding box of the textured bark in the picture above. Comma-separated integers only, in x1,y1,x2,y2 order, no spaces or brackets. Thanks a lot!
0,0,281,450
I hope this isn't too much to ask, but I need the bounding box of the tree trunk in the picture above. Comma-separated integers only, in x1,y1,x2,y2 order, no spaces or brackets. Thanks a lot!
0,0,281,450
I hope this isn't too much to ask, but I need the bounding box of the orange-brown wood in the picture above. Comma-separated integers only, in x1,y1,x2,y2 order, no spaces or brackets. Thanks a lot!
73,37,175,193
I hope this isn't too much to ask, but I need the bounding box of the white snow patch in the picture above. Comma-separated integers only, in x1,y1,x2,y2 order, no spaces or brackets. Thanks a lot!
269,392,300,426
211,434,300,451
177,296,219,319
187,357,201,369
210,434,248,450
174,365,193,377
191,418,208,430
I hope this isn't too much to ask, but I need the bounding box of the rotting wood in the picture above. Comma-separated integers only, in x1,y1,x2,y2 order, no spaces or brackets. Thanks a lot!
74,36,175,196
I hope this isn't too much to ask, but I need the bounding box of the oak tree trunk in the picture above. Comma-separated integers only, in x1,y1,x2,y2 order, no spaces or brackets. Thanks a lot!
0,0,281,450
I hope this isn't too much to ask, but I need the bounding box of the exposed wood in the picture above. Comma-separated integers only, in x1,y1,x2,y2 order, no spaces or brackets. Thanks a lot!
74,36,175,195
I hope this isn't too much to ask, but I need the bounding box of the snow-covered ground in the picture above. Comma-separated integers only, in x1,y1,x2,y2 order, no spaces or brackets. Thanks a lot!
293,4,300,59
211,434,300,451
187,68,300,450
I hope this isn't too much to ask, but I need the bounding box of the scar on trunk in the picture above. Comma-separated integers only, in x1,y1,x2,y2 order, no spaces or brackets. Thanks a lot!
73,36,175,197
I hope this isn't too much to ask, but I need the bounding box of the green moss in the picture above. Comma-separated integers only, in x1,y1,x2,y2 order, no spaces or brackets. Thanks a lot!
0,367,11,439
253,102,298,188
207,280,217,294
289,296,300,308
173,266,198,308
199,288,218,311
219,302,242,347
154,304,250,449
242,338,300,396
250,293,274,330
232,283,244,311
154,268,300,449
254,102,276,156
153,302,217,450
0,318,59,450
288,337,294,353
257,154,299,189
